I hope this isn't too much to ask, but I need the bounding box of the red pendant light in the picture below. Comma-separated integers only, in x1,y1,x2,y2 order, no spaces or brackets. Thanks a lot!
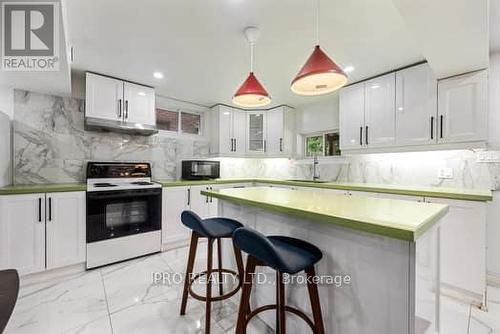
232,27,271,108
291,0,347,96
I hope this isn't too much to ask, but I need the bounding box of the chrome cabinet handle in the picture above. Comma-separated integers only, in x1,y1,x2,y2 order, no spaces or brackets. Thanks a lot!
187,188,191,206
118,99,122,118
359,127,363,146
279,138,283,152
209,186,213,203
205,187,209,203
365,126,369,145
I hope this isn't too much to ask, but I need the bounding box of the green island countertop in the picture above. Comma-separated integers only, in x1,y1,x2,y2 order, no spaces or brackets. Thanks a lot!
159,178,493,202
201,187,450,241
0,183,87,195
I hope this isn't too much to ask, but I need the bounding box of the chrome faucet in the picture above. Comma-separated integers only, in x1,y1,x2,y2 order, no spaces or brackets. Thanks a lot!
313,155,320,181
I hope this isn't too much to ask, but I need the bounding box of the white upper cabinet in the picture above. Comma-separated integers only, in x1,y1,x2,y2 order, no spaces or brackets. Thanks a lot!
85,73,124,122
0,194,46,275
86,72,155,126
45,192,86,270
395,64,437,146
437,70,488,144
210,105,294,156
339,83,365,150
364,73,396,147
210,106,247,155
123,82,156,126
232,110,247,154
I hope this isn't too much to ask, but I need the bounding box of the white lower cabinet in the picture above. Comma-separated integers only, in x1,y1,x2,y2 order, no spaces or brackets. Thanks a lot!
46,192,86,270
162,187,190,245
425,197,487,305
0,192,86,276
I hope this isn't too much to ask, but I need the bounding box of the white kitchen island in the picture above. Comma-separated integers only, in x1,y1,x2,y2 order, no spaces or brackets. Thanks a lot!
202,186,449,334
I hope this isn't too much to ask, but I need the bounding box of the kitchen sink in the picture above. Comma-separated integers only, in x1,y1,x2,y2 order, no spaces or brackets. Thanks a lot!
286,179,329,183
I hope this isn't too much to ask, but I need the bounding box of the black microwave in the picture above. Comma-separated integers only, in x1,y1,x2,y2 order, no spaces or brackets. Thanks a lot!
182,160,220,180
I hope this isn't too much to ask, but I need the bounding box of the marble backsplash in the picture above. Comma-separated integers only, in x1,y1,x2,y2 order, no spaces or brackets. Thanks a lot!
13,90,210,184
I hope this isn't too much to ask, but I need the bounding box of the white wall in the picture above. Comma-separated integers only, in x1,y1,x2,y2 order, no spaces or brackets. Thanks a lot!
0,86,14,120
295,95,339,134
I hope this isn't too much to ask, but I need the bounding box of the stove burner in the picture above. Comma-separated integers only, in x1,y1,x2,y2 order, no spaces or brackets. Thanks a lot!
131,181,154,186
94,183,118,188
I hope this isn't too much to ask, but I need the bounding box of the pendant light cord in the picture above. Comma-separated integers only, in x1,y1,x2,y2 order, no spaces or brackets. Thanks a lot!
316,0,320,45
250,42,254,73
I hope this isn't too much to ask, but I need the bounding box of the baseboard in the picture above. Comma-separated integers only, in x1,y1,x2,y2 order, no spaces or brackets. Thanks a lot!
20,263,86,287
487,271,500,287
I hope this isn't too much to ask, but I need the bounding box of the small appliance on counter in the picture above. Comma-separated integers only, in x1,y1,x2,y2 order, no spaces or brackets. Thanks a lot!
182,160,220,180
85,162,162,269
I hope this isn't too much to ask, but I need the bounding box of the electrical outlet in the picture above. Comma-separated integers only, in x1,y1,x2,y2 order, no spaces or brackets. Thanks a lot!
438,167,453,179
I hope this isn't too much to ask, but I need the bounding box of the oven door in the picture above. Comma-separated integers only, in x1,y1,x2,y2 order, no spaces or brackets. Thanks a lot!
86,188,162,243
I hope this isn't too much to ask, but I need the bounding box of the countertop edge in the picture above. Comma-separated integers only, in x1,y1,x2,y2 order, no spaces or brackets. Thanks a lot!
202,189,447,241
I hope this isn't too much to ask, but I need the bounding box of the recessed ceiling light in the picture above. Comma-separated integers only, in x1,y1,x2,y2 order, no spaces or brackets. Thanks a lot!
343,66,355,73
153,72,164,79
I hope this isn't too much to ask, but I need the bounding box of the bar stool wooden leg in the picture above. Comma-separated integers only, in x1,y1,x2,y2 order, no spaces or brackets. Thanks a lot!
217,238,224,296
206,238,214,334
305,266,325,334
180,232,199,315
276,272,286,334
236,256,258,334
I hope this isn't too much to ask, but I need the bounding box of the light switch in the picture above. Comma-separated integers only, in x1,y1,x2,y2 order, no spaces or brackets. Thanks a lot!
438,168,453,179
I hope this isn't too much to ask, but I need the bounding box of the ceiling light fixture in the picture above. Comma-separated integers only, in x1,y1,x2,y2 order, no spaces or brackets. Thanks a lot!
232,26,271,108
343,66,355,73
153,72,164,79
291,0,347,96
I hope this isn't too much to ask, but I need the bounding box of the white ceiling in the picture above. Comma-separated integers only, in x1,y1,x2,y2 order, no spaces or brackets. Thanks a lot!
59,0,490,108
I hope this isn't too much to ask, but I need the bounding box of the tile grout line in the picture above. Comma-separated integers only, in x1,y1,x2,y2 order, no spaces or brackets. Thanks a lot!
99,270,114,334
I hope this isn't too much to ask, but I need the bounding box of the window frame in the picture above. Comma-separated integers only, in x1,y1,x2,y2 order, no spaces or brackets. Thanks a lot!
155,108,204,137
303,130,341,158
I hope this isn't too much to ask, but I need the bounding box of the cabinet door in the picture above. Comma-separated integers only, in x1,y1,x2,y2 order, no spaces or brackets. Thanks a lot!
426,197,486,303
162,188,190,245
437,70,488,143
247,113,265,153
0,194,46,275
45,192,86,270
206,185,218,218
339,83,365,150
365,73,396,147
85,73,124,121
232,110,247,154
189,185,210,218
266,108,284,154
218,106,233,154
396,64,437,146
123,82,156,126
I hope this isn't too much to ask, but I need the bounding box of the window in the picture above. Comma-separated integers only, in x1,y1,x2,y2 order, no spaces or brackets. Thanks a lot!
181,112,201,135
156,108,178,132
304,131,340,157
155,108,203,136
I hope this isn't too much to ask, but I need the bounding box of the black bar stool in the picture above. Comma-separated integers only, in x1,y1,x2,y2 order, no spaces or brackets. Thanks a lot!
179,210,245,334
233,227,325,334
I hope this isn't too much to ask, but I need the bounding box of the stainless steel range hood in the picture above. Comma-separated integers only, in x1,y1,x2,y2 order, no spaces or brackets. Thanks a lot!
85,117,158,136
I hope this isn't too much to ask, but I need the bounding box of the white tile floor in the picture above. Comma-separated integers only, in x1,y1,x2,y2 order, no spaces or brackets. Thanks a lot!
5,245,500,334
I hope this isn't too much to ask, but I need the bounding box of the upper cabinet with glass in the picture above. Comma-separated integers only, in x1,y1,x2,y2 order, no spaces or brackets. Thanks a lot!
247,113,265,153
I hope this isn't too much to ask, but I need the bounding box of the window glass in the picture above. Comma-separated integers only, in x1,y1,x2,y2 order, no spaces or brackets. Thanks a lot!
305,135,323,157
324,132,341,156
248,113,264,151
156,108,178,132
181,112,201,135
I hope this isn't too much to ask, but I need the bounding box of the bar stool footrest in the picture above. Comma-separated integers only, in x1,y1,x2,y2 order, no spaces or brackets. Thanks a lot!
244,303,316,330
188,268,241,302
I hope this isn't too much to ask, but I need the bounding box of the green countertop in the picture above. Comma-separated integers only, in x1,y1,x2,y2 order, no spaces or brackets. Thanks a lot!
0,178,493,202
159,178,493,202
201,187,450,241
0,183,87,195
